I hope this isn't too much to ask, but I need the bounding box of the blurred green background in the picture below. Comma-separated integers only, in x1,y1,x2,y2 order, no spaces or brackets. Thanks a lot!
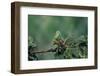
28,15,88,60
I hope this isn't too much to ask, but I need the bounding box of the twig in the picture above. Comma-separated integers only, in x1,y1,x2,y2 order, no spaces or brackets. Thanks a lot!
32,48,56,54
31,47,77,54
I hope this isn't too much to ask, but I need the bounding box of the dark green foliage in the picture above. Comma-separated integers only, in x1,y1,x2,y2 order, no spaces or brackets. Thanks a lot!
28,32,88,60
28,36,38,60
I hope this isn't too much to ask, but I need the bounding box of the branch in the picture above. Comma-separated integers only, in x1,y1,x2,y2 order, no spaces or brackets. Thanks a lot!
31,47,76,54
32,48,56,54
